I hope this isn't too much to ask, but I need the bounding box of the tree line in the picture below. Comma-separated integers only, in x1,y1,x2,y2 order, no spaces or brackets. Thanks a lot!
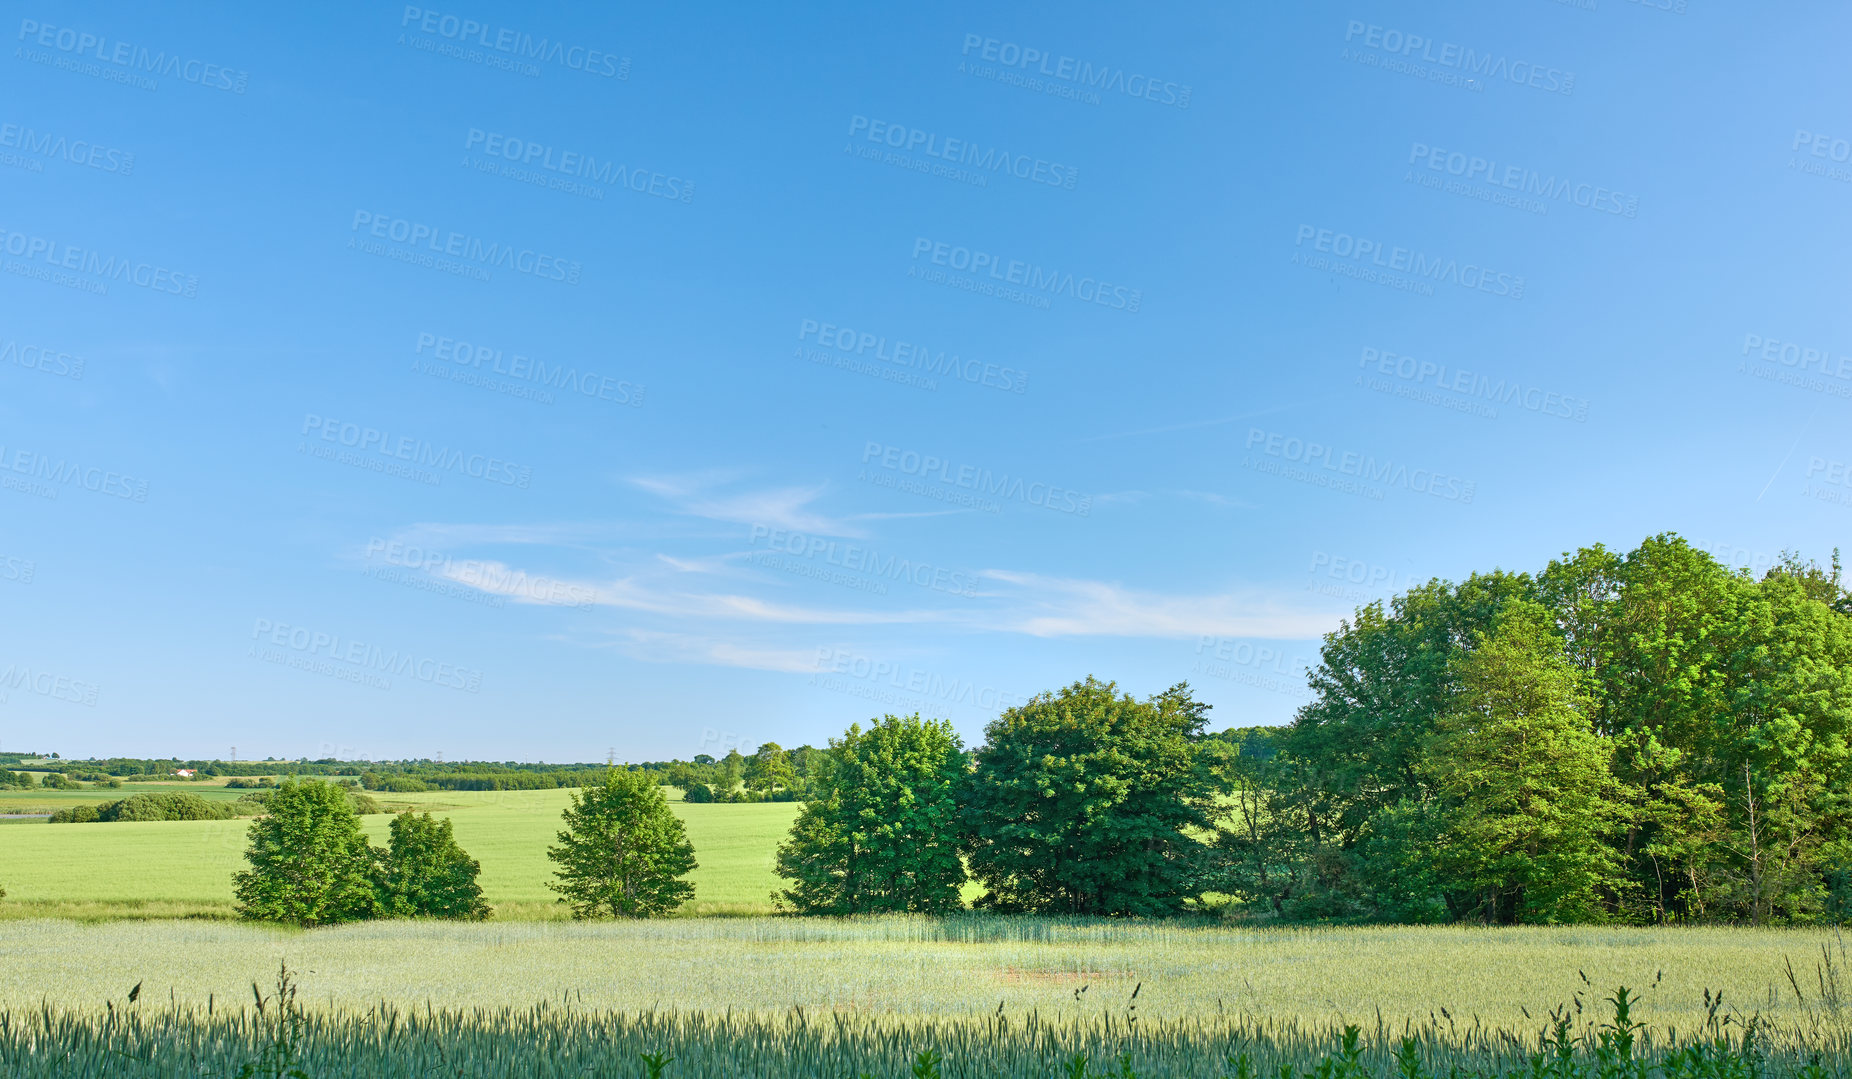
765,535,1852,923
219,533,1852,926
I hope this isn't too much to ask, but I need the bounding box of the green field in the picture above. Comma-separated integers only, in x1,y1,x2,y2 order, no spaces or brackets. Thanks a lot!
0,787,799,919
1,919,1847,1077
1,918,1843,1026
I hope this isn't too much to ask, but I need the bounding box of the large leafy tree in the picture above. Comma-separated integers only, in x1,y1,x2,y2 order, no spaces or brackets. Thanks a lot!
743,742,799,795
1273,571,1533,914
774,715,966,914
377,810,491,920
547,769,697,918
1419,602,1625,923
233,779,379,926
962,678,1216,916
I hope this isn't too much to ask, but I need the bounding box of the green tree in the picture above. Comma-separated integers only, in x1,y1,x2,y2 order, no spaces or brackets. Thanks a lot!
377,810,490,920
774,715,966,914
1419,602,1624,923
717,750,745,798
744,742,798,794
547,769,697,918
232,780,379,926
962,678,1217,916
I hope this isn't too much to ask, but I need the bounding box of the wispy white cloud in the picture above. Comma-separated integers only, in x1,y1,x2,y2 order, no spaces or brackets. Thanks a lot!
592,628,824,673
432,558,949,626
976,570,1341,640
631,474,866,536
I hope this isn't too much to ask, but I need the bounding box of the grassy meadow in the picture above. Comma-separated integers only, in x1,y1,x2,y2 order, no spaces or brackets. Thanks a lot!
0,784,799,919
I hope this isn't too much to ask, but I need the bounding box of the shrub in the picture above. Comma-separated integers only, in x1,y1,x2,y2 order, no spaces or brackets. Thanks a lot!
233,780,379,926
377,811,490,920
106,793,239,822
38,772,76,789
681,783,714,803
49,793,238,823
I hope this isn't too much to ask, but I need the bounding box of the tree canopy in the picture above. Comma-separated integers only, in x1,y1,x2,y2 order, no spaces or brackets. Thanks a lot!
774,715,966,914
548,769,697,918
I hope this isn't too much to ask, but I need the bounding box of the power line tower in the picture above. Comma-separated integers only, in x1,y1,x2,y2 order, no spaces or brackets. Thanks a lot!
607,746,616,767
230,746,237,763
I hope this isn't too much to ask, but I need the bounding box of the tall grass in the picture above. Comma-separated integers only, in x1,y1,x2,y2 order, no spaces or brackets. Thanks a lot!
2,967,1846,1079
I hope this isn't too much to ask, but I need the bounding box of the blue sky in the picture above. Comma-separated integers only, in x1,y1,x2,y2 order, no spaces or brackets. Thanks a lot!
3,1,1849,762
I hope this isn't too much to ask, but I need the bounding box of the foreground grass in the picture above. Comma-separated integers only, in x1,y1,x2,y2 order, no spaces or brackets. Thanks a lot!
0,789,799,919
6,997,1842,1079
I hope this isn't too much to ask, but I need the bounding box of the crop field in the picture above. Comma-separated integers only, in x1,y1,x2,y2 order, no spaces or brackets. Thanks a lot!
0,787,800,919
1,920,1847,1077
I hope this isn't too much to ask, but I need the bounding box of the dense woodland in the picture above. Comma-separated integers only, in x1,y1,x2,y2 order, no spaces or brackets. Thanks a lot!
1219,534,1852,924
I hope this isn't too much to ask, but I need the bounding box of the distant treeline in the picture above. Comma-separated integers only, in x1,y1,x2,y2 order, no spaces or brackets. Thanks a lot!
19,751,829,801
